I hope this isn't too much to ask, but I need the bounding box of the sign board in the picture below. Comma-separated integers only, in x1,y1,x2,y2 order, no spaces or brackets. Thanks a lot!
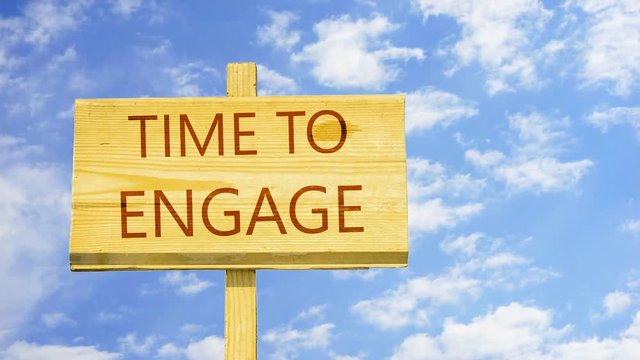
69,95,407,270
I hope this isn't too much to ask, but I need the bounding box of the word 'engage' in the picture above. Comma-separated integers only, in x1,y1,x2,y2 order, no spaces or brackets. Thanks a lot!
120,185,364,238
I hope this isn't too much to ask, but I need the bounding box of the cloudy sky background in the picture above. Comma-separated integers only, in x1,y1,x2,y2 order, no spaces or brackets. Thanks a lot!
1,0,639,358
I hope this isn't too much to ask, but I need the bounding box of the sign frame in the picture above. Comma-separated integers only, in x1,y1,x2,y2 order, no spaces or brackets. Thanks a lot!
69,66,408,272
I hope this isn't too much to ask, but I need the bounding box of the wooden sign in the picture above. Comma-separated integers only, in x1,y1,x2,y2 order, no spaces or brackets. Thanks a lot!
70,94,407,270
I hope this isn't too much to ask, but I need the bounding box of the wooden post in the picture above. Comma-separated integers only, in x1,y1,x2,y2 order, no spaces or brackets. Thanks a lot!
225,63,258,360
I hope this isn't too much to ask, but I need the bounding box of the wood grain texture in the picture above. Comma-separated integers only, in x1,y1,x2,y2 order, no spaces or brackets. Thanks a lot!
69,73,408,270
226,63,257,360
226,63,256,97
225,269,257,360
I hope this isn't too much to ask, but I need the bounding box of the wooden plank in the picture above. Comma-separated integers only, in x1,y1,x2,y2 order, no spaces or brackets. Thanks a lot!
225,62,257,360
69,251,406,270
225,269,257,360
69,83,408,270
226,62,256,97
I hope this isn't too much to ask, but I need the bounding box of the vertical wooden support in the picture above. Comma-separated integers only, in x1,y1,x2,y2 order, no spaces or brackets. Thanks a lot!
225,269,257,359
225,63,258,360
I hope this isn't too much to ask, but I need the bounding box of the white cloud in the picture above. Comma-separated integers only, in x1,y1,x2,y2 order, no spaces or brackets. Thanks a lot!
0,0,88,87
184,336,224,360
407,157,445,178
625,312,640,339
509,111,569,152
551,338,640,360
23,0,93,46
0,135,43,163
68,72,94,92
257,10,301,51
623,219,640,234
164,62,219,97
147,39,171,56
412,0,552,94
407,157,485,235
180,323,205,335
490,267,557,292
356,0,376,6
117,333,156,356
332,355,362,360
56,105,74,120
391,333,440,360
465,149,506,168
154,336,224,360
573,0,640,96
466,112,593,193
586,107,640,138
47,46,77,70
7,93,53,117
160,272,213,296
257,64,298,96
292,15,424,90
95,306,133,324
0,18,84,120
603,291,633,318
409,199,483,234
441,233,484,256
393,305,640,360
406,87,478,133
408,157,486,202
262,323,334,360
352,271,480,330
483,252,528,269
391,302,569,359
109,0,144,18
451,242,558,291
4,341,119,360
96,311,123,323
0,138,69,342
627,273,640,290
494,157,593,193
354,232,558,330
155,343,181,359
296,305,327,321
332,269,382,281
257,305,336,359
42,312,75,329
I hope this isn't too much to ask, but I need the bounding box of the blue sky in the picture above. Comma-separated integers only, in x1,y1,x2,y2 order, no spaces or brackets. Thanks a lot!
1,0,640,359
